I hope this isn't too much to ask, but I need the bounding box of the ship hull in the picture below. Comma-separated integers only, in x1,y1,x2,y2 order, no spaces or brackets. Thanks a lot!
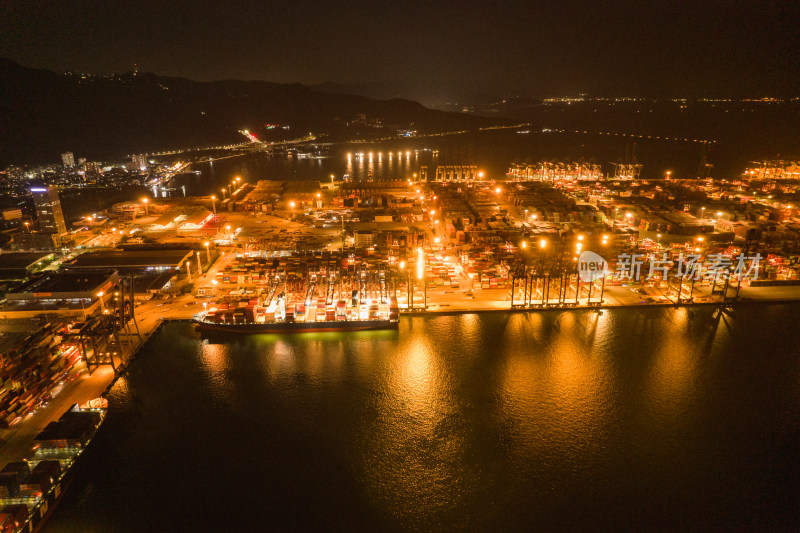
194,318,399,335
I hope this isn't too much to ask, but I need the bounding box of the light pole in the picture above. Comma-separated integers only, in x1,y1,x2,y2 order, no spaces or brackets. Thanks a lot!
141,197,149,216
211,195,216,214
24,221,30,232
204,241,210,262
399,261,406,309
539,239,548,305
416,246,426,310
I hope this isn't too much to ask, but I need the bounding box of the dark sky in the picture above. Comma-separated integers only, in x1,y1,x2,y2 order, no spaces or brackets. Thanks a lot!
1,0,798,104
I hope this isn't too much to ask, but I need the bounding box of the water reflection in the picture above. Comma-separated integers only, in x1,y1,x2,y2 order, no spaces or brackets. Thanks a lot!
360,323,468,524
48,306,800,531
498,311,613,469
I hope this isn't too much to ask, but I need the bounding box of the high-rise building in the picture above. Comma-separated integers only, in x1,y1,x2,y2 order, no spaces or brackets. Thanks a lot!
61,151,76,168
31,186,67,235
84,161,103,174
132,154,148,170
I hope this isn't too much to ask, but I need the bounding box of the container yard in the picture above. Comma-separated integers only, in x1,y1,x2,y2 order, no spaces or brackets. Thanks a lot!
0,325,84,430
0,402,105,532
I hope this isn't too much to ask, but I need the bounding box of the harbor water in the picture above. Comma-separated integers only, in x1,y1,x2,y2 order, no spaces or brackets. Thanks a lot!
47,305,800,531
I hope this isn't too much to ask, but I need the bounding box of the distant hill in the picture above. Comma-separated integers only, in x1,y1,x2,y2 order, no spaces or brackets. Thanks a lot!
0,58,499,167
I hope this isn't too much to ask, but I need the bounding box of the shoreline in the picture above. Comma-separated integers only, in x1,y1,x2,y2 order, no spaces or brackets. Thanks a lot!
5,293,799,465
403,295,800,316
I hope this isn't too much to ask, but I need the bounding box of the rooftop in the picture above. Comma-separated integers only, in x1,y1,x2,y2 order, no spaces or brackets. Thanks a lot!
67,249,192,269
0,252,51,273
13,271,113,295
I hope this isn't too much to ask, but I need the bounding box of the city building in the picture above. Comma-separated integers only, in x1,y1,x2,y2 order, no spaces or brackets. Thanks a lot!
61,151,75,168
131,154,148,170
13,232,62,250
0,271,119,320
0,252,53,281
31,186,67,236
64,249,194,272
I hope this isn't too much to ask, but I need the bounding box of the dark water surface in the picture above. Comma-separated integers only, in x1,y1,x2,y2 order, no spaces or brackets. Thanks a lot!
170,128,725,198
48,305,800,531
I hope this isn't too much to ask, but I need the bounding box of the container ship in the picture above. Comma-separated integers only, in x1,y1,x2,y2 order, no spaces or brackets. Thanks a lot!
194,292,399,334
0,400,106,532
195,251,404,335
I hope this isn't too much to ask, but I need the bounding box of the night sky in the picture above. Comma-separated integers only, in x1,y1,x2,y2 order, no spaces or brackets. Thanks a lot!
1,0,798,103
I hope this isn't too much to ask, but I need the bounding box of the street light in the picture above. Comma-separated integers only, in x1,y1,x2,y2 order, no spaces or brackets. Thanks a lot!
211,195,216,214
521,240,527,249
24,221,30,232
141,197,149,216
204,241,210,262
539,238,547,249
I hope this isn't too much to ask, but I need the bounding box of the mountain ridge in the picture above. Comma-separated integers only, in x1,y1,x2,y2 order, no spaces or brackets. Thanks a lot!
0,57,499,166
